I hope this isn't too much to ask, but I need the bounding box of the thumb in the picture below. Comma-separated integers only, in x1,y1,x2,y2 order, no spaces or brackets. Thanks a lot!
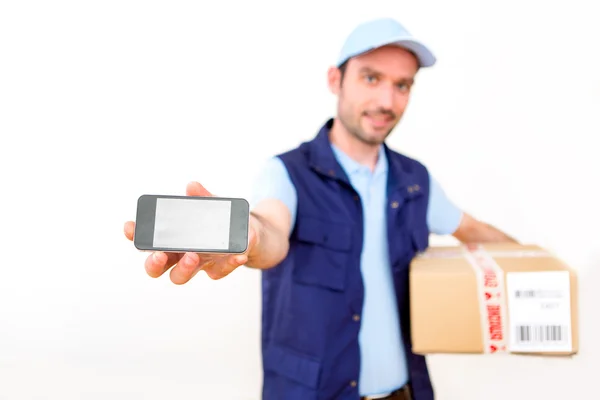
186,181,213,197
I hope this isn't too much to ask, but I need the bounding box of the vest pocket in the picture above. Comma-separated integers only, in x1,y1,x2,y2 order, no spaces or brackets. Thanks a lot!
411,226,429,252
391,227,430,270
263,343,322,392
295,215,352,251
292,216,352,291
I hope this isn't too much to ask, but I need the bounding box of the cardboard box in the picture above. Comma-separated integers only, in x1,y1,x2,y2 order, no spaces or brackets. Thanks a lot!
409,243,578,356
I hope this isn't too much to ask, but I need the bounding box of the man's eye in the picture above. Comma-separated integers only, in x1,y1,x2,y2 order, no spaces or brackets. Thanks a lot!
397,82,411,91
365,75,377,83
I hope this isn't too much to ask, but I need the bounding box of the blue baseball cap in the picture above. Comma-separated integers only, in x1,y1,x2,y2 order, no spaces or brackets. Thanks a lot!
336,17,436,68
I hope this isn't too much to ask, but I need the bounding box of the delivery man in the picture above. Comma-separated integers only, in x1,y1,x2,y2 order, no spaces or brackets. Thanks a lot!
124,17,517,400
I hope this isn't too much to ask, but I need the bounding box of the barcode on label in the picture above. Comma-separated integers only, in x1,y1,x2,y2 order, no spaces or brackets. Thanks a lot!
514,289,563,299
515,325,567,343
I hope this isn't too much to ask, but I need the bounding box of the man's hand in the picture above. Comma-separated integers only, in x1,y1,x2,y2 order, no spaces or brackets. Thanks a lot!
124,181,258,284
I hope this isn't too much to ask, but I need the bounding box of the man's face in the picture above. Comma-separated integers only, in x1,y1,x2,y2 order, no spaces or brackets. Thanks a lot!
331,45,419,146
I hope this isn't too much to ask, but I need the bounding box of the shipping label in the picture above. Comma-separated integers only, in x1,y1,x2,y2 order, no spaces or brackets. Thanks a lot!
506,271,573,352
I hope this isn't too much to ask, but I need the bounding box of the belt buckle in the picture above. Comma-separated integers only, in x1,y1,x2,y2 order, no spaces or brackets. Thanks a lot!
362,384,412,400
362,391,395,400
398,384,413,400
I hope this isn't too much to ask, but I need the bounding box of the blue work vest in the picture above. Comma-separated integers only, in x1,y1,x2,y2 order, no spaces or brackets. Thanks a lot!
260,119,434,400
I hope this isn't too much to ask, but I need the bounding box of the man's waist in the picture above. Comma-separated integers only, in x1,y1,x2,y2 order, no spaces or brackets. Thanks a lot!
361,383,413,400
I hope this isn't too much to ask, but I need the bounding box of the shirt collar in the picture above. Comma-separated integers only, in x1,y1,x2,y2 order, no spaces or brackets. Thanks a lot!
306,118,412,194
330,142,388,177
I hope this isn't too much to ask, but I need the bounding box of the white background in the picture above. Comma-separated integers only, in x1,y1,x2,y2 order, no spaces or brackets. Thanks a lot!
1,0,598,399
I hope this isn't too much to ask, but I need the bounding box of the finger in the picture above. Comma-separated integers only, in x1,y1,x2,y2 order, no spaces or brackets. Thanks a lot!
169,252,213,284
186,181,213,197
145,251,183,278
204,254,247,280
124,221,135,241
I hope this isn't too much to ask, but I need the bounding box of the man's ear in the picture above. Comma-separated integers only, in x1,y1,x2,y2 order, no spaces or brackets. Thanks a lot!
327,66,342,95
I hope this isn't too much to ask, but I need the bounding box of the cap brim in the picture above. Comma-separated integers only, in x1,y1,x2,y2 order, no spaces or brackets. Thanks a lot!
386,38,436,68
337,37,436,68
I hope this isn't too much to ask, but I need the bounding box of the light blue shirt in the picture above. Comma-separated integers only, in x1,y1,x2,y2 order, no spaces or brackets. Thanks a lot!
250,145,462,396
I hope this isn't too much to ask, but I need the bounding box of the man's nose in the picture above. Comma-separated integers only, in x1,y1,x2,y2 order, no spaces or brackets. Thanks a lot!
376,83,395,110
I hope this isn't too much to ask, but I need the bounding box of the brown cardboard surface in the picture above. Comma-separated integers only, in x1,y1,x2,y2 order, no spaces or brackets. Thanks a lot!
409,243,578,356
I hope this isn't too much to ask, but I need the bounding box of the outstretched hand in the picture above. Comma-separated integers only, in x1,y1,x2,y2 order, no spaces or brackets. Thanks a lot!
124,181,257,284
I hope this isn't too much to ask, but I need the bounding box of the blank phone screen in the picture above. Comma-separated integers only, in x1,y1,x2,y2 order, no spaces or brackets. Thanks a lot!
153,198,231,250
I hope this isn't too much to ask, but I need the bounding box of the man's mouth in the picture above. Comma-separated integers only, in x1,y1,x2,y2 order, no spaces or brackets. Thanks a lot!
364,112,394,128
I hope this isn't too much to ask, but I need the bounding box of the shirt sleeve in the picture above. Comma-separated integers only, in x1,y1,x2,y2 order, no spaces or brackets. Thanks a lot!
426,173,463,235
249,156,298,234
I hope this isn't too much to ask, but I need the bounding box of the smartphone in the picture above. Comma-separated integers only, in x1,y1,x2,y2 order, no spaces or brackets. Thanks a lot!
134,194,250,254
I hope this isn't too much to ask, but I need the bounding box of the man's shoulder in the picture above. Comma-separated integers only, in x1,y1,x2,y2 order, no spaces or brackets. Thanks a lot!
385,146,429,173
275,140,311,164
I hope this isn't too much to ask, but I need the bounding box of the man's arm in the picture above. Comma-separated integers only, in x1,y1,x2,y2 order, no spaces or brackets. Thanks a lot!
245,199,292,269
451,212,518,244
244,156,299,269
427,174,518,243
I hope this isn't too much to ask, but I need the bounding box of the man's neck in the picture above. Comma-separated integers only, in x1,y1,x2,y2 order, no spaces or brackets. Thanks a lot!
329,118,381,171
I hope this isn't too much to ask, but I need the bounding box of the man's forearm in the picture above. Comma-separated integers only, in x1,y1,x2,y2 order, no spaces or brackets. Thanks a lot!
466,221,518,243
245,212,290,270
453,213,519,244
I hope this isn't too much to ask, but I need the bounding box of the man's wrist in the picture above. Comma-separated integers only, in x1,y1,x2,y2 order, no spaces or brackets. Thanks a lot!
247,212,263,259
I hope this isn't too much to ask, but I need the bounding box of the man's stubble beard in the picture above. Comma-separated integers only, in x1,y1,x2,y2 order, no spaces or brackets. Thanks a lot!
337,99,398,147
